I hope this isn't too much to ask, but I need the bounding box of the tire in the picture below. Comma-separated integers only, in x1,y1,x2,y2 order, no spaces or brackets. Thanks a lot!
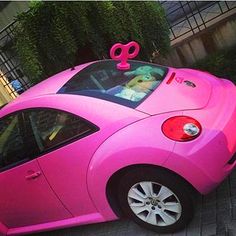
117,166,194,234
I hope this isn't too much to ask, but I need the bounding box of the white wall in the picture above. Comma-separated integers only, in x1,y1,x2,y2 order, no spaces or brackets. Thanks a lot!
0,1,30,30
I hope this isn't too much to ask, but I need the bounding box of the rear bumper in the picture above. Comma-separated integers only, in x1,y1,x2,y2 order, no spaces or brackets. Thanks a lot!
163,79,236,194
163,143,236,195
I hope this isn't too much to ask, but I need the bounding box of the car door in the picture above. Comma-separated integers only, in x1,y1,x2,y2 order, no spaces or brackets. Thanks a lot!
24,108,101,217
0,112,71,228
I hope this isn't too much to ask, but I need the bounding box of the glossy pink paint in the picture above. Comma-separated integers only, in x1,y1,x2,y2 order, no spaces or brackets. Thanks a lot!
110,41,140,70
0,60,236,235
163,77,236,194
138,68,213,114
0,160,71,228
7,213,104,235
0,222,7,236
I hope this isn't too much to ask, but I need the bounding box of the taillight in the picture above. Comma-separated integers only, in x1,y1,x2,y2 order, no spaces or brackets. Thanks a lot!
162,116,202,141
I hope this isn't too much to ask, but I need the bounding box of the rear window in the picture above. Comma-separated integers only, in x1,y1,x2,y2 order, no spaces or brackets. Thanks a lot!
58,60,168,108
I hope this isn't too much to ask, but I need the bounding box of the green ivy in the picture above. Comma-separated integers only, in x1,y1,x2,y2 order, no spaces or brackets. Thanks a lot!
14,1,170,82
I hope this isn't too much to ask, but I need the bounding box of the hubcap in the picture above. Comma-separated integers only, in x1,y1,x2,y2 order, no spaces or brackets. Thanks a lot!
150,198,159,206
127,181,182,226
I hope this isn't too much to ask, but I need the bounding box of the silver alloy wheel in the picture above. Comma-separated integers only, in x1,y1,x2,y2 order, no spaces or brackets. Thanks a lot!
127,181,182,226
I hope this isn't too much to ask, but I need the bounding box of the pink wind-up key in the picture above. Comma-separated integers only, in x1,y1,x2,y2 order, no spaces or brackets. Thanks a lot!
110,41,140,70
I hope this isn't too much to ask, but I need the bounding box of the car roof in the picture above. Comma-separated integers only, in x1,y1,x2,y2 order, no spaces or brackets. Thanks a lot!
0,62,94,114
0,93,148,130
0,60,149,124
1,59,171,118
18,62,94,102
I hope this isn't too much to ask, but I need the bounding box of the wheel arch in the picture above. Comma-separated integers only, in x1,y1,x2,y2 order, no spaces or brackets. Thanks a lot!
87,112,188,220
105,164,199,217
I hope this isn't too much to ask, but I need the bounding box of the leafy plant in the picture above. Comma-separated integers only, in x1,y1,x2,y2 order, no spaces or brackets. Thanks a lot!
192,45,236,83
13,1,170,82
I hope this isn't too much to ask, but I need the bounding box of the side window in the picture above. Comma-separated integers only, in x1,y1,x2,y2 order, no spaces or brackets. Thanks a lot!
26,109,96,152
0,114,27,169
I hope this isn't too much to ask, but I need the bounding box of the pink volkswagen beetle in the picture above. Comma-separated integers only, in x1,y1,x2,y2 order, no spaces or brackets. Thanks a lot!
0,42,236,236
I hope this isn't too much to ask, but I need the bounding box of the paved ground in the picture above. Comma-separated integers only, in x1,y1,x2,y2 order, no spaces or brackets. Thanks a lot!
30,169,236,236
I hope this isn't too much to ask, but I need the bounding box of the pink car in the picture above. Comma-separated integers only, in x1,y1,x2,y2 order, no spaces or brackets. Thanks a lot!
0,58,236,235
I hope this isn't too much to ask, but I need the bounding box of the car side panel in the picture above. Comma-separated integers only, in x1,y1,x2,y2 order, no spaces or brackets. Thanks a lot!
163,79,236,194
0,160,71,229
0,222,7,236
37,132,111,217
2,95,147,219
87,112,181,220
0,95,147,128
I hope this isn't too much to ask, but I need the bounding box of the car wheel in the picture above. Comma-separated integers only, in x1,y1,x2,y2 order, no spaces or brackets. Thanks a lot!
117,166,194,233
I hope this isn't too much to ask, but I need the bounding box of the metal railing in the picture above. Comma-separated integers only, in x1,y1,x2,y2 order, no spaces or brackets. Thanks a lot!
0,20,31,99
161,1,236,42
0,1,236,98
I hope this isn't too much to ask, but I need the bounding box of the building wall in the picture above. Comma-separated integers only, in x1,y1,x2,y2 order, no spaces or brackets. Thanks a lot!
156,12,236,67
0,71,17,105
0,1,30,30
0,85,12,106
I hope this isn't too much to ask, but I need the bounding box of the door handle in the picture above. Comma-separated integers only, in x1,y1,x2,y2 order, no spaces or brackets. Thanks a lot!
25,171,41,180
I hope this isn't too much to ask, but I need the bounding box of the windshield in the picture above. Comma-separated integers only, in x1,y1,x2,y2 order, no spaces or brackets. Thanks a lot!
58,60,168,108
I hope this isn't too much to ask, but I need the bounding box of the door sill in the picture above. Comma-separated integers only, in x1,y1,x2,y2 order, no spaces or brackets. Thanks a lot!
7,213,104,235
